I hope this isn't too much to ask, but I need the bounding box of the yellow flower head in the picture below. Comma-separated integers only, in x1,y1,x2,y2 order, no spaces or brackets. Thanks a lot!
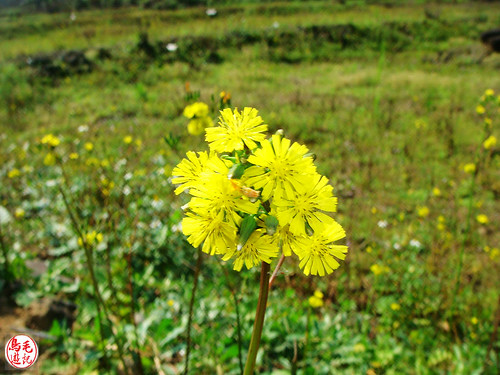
432,187,441,197
476,105,485,115
41,134,61,147
189,173,260,224
123,135,133,144
182,211,238,255
308,290,324,308
223,229,279,271
69,152,79,160
8,168,21,178
483,135,497,150
205,107,268,152
172,151,227,195
274,174,338,236
188,116,213,135
485,89,494,97
44,152,56,166
78,231,103,247
84,142,94,151
293,221,347,276
390,303,401,311
476,214,488,224
370,263,389,276
463,163,476,174
417,206,430,218
183,102,209,119
243,135,317,201
272,224,304,256
15,208,25,219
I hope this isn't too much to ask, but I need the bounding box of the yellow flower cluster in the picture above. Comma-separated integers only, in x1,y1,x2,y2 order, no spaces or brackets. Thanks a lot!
172,107,347,276
483,135,497,150
308,290,324,308
78,231,103,247
41,134,61,147
183,102,213,135
370,263,390,276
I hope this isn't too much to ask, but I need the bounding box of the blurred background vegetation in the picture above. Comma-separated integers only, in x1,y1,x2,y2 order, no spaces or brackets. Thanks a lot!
0,0,499,374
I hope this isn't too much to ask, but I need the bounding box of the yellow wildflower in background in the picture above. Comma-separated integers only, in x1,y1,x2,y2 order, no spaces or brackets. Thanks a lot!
44,153,56,166
188,117,213,135
15,208,25,219
370,263,389,276
390,303,401,311
476,105,485,114
69,152,79,160
483,135,497,150
123,135,133,144
84,142,94,151
7,168,21,178
476,214,488,224
463,163,475,174
432,187,441,197
78,231,103,247
308,290,324,308
183,102,213,135
417,206,430,218
41,134,61,147
206,107,268,152
183,102,209,119
484,89,495,97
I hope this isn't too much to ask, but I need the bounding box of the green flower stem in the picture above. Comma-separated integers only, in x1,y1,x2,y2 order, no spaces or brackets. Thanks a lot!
244,262,271,375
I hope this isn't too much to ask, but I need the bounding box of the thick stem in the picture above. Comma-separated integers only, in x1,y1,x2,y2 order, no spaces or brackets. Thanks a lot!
184,248,203,375
244,262,271,375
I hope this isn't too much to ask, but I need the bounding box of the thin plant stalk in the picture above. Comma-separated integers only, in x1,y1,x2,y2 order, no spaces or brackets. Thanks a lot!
268,254,285,289
184,247,203,375
243,262,271,375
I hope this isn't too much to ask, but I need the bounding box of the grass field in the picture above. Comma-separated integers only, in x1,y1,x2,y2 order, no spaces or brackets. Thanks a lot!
1,1,499,374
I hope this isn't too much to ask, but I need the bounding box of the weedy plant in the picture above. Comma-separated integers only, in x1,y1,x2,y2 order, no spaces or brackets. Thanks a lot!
172,106,348,373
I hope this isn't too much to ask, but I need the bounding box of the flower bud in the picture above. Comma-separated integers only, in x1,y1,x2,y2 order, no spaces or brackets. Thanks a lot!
238,215,257,248
264,215,279,236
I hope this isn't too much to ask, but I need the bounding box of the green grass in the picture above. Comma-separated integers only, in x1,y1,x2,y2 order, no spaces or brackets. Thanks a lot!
1,1,499,374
